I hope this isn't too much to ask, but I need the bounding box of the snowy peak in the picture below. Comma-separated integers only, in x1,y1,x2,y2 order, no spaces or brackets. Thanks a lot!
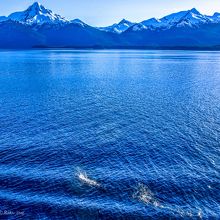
70,19,87,27
0,4,219,32
175,8,211,27
98,19,134,33
141,18,162,29
138,8,214,30
116,19,134,32
27,2,45,12
130,8,211,31
189,8,201,15
159,9,199,27
118,19,133,26
130,23,147,32
8,2,68,25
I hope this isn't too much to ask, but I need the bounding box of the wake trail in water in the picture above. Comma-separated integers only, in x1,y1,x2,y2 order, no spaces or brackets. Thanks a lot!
133,183,204,219
133,183,162,208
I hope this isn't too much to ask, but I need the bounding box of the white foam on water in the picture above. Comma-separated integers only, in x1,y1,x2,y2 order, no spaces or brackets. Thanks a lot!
198,209,203,219
133,183,198,218
133,183,162,208
77,170,100,187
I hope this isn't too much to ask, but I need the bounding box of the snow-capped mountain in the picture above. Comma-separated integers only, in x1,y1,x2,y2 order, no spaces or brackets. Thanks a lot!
161,8,211,28
141,18,162,28
98,19,134,33
130,8,219,32
0,3,220,48
130,18,163,31
70,19,88,27
0,3,219,32
7,2,68,25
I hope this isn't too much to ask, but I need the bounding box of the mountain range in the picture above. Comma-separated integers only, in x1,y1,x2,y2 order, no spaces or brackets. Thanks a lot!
0,2,220,49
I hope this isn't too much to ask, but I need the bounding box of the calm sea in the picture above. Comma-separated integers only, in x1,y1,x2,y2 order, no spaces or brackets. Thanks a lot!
0,50,219,219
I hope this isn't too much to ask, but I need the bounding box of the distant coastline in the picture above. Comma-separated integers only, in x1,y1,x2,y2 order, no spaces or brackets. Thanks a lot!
32,45,220,51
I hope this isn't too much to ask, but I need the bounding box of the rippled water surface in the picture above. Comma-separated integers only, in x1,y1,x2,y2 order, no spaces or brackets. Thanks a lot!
0,50,220,219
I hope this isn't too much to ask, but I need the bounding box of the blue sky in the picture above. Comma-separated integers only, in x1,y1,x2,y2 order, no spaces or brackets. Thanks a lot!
0,0,220,26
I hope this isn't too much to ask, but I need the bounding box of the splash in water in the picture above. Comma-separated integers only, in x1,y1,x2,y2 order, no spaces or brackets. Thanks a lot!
134,183,204,218
77,171,100,187
134,183,161,208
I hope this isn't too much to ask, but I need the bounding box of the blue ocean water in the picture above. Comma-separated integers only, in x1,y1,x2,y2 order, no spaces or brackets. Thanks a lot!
0,50,219,219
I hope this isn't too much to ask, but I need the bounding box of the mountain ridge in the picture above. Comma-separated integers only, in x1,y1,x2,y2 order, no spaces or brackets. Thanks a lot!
1,2,220,31
0,2,220,49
